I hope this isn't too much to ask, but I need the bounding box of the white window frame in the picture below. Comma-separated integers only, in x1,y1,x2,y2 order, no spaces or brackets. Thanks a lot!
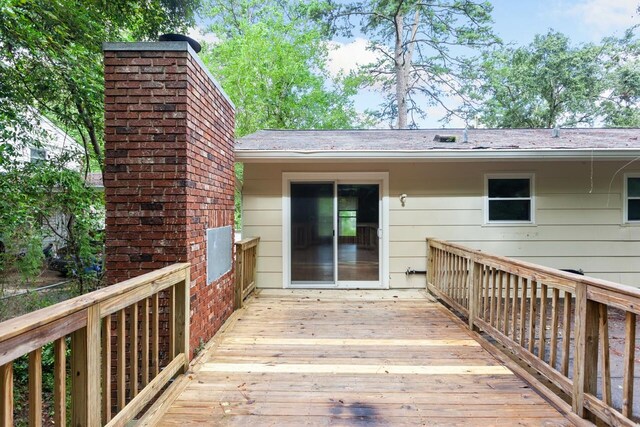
623,173,640,224
484,173,535,225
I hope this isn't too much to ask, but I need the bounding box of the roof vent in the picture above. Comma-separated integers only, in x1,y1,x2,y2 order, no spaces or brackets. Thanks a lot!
433,135,456,143
552,125,560,138
462,127,469,143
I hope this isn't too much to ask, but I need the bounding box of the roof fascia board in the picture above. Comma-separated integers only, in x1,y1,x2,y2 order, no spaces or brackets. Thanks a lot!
235,149,640,161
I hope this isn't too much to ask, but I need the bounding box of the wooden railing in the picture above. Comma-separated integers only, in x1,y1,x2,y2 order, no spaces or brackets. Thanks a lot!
427,238,639,427
234,237,260,309
0,263,190,426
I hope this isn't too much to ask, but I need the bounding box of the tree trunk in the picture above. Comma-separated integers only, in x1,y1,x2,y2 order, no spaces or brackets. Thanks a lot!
394,14,407,129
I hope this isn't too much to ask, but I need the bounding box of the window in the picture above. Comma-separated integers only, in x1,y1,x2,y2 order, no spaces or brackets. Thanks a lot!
486,175,534,223
625,175,640,222
30,147,47,163
338,196,357,237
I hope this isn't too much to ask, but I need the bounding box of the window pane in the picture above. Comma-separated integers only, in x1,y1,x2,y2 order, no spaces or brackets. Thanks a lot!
339,217,356,236
629,199,640,221
488,178,530,198
628,178,640,198
339,196,357,210
489,200,531,221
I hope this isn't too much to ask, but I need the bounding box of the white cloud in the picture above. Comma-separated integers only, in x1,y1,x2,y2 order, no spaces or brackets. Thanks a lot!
326,38,381,77
187,26,219,45
567,0,638,38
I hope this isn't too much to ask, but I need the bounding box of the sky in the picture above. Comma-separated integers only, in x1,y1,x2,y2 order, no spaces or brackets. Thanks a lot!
191,0,640,128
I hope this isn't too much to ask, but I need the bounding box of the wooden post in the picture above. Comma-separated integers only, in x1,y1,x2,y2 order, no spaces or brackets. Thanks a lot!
468,260,482,331
572,283,599,420
175,268,191,370
0,362,13,426
28,348,43,427
426,238,434,288
235,243,245,309
71,305,101,427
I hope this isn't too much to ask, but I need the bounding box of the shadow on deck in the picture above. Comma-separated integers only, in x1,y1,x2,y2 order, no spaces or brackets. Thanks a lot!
152,290,575,426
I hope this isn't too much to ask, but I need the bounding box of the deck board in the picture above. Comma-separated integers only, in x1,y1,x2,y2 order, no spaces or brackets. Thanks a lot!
155,290,574,426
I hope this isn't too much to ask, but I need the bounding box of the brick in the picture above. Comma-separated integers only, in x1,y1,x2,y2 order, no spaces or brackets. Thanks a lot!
104,45,236,365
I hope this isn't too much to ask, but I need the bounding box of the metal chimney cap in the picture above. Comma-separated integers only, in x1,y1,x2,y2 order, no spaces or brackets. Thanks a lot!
159,33,202,53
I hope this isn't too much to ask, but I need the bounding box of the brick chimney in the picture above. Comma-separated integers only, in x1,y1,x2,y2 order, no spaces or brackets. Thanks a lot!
103,41,236,352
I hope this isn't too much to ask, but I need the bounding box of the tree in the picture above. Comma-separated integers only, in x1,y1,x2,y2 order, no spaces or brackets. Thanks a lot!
324,0,498,128
0,0,201,173
202,0,362,227
600,30,640,127
468,31,605,128
466,30,640,128
0,150,104,292
0,1,198,286
202,0,360,137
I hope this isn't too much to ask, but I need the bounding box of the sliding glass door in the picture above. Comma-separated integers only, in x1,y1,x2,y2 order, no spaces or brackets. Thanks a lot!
290,183,335,284
290,181,380,287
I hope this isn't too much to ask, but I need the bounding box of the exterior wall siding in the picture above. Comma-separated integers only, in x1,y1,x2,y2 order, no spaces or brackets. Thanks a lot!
242,160,640,289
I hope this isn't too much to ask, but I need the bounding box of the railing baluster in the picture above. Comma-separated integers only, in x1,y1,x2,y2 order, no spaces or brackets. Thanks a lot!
117,308,126,409
538,284,548,360
102,315,112,424
496,270,503,332
519,278,528,347
503,272,511,336
54,337,66,426
490,268,496,327
130,303,139,398
152,293,160,378
598,304,611,406
528,280,537,354
0,362,13,426
622,311,636,418
550,288,559,369
28,348,43,427
561,291,572,377
483,265,490,319
141,297,150,387
175,268,190,371
169,285,176,359
511,275,519,341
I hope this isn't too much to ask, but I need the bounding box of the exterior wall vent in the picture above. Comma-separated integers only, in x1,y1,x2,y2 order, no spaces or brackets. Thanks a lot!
433,135,456,143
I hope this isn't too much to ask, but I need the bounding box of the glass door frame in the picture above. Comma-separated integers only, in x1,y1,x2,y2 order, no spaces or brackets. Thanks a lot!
282,172,389,289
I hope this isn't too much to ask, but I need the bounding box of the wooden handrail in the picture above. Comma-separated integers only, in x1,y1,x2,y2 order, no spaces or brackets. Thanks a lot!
234,237,260,309
0,263,190,426
427,238,639,426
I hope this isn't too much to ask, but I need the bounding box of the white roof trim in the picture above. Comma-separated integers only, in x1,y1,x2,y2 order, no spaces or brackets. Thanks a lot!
236,148,640,161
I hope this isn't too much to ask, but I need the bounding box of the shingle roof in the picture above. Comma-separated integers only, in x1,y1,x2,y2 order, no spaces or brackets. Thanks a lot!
236,128,640,152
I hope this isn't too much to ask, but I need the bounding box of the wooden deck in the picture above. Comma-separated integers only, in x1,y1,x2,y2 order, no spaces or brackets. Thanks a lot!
154,290,575,426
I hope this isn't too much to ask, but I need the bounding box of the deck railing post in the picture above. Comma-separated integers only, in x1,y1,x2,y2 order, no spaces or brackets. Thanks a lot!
175,268,191,370
426,238,435,288
235,242,245,309
468,260,482,331
572,283,599,420
71,305,101,427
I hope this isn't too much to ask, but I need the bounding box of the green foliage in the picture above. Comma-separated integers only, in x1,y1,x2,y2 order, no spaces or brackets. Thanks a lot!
0,0,200,171
202,0,362,229
465,29,640,128
0,0,198,288
0,153,104,291
202,0,361,137
323,0,499,128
